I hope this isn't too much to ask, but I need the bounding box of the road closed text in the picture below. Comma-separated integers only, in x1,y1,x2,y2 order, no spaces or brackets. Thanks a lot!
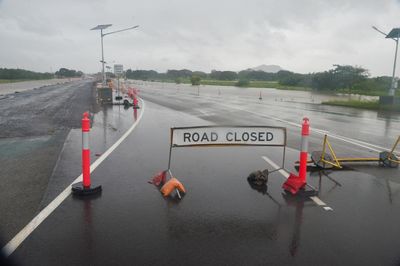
172,126,286,147
183,131,273,143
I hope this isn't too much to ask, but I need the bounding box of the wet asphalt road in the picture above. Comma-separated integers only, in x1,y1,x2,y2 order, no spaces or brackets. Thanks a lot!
0,78,79,96
0,79,97,243
7,81,400,265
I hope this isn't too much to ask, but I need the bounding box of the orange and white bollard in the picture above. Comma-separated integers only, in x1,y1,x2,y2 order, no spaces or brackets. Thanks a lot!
133,95,139,109
72,112,102,196
299,117,310,183
133,107,138,121
283,117,316,196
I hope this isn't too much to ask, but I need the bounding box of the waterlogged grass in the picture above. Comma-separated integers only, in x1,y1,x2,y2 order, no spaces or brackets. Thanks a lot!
0,79,29,84
0,78,53,84
198,80,280,88
336,88,400,97
242,81,278,88
177,79,310,91
322,100,400,111
145,79,392,95
200,80,237,86
203,79,311,91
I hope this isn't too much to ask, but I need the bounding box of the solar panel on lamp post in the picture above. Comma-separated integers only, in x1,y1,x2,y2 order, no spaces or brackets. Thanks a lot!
91,24,139,86
372,26,400,97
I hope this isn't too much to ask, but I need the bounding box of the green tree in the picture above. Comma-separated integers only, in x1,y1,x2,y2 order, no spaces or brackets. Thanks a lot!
167,69,192,79
190,75,201,85
235,79,249,87
209,70,238,80
238,70,276,81
125,69,159,80
0,68,53,80
331,65,368,94
220,71,238,80
55,68,83,78
193,71,207,79
311,65,368,92
277,71,305,86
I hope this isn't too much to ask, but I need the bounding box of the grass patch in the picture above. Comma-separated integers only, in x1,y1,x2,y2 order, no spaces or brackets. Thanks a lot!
200,80,237,86
176,79,311,91
0,79,32,84
322,99,400,111
198,79,279,88
335,88,400,97
201,79,311,91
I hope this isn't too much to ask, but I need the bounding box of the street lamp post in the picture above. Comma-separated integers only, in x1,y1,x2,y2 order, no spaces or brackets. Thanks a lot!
91,24,139,86
372,26,400,97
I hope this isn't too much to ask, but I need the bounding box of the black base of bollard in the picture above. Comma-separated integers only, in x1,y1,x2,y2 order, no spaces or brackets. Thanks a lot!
296,187,318,197
283,187,318,200
72,182,102,196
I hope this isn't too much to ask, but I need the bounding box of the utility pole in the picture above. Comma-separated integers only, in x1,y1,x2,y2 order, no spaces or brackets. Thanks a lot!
91,24,139,86
372,26,400,97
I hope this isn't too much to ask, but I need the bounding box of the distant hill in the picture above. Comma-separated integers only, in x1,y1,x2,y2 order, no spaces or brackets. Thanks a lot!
247,64,283,73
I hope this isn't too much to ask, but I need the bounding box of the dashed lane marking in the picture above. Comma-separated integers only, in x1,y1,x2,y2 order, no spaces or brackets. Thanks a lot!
2,99,146,257
154,89,393,153
309,196,326,206
227,105,386,153
261,155,333,211
261,156,290,179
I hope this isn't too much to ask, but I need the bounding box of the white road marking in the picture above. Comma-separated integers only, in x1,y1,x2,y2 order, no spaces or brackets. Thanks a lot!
195,91,399,154
144,87,388,153
158,89,390,153
325,133,382,153
262,156,289,179
261,155,333,211
144,87,397,154
2,99,146,257
212,100,397,154
309,196,326,206
237,107,382,152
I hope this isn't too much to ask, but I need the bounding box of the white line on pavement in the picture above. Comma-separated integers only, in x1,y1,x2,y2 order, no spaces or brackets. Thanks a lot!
309,196,326,206
229,105,387,153
160,90,392,153
262,156,290,179
2,99,146,257
261,155,333,211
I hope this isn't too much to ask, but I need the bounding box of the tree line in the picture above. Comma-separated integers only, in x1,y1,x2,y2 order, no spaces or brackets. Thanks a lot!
0,67,84,80
55,68,83,78
125,69,278,82
0,68,53,80
125,66,395,95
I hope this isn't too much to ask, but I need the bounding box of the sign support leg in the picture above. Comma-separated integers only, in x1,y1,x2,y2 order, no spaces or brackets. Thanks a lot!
167,143,173,171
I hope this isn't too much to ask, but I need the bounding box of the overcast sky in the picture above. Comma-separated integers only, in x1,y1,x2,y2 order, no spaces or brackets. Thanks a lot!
1,0,400,76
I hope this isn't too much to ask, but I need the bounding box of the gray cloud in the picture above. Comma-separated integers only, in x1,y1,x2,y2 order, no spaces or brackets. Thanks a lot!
0,0,399,76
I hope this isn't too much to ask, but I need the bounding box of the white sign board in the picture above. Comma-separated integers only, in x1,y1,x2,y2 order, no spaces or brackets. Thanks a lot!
171,126,286,147
114,64,124,75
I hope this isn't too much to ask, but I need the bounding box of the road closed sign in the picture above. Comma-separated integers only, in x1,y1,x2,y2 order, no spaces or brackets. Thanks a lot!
171,126,286,147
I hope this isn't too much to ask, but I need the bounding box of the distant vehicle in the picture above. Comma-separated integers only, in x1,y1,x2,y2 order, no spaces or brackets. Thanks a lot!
96,83,112,104
113,90,133,106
